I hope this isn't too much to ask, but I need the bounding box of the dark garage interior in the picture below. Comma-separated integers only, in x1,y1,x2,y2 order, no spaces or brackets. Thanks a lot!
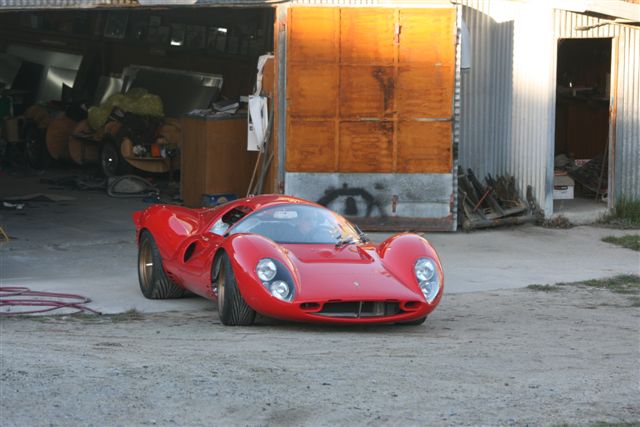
554,37,612,212
1,6,277,211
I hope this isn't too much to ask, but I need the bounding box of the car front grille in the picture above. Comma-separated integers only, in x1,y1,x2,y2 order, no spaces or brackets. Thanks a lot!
314,301,402,318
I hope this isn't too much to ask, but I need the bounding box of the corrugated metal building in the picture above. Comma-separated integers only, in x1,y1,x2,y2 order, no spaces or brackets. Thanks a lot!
460,0,639,217
1,0,638,226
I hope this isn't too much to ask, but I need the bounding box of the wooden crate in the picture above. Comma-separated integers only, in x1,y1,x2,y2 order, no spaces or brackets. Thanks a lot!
180,115,258,207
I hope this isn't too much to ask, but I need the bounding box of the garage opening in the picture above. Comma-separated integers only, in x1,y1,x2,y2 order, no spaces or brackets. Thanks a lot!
1,6,276,207
553,37,612,220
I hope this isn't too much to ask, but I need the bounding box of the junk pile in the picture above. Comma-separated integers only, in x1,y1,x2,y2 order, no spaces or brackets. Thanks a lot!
568,154,608,200
458,169,542,231
87,88,163,130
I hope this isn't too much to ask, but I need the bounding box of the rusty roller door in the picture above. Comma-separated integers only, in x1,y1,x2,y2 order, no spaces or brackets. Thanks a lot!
285,6,457,230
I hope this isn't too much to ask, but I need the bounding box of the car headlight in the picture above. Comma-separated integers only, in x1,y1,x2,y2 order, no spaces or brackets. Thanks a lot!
415,258,436,281
256,259,295,302
269,280,292,301
414,257,440,303
256,258,277,281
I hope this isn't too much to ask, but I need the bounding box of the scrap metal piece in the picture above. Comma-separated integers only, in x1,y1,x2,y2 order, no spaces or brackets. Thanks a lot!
121,65,223,117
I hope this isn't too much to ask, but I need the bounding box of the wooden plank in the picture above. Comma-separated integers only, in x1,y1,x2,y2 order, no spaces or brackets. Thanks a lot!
340,65,395,118
396,121,452,173
396,65,454,119
398,9,456,66
285,120,336,172
338,121,394,173
288,7,339,64
340,8,395,65
287,63,339,118
204,118,258,196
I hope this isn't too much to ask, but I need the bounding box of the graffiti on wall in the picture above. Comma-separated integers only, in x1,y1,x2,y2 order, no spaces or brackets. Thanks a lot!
316,183,387,218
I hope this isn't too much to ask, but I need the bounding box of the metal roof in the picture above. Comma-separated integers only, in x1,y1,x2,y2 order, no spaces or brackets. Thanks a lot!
0,0,454,8
0,0,137,8
0,0,280,8
553,0,640,23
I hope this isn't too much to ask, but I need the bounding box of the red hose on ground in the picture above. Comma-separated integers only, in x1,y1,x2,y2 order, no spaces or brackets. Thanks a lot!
0,287,102,316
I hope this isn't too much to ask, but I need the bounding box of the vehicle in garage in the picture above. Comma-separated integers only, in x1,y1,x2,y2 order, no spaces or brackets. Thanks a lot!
133,194,444,326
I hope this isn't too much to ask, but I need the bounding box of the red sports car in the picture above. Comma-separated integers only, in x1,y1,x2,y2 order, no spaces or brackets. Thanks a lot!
132,195,443,326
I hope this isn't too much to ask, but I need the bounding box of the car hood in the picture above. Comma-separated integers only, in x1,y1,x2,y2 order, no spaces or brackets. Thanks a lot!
280,244,422,301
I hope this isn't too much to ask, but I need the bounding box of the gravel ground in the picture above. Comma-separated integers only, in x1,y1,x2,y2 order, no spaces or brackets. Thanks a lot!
1,285,639,427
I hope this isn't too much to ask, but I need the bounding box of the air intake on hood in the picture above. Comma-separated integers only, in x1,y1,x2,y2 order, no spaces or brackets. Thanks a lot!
316,301,401,318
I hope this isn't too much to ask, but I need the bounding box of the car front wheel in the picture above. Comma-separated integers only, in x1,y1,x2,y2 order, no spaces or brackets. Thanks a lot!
215,254,256,326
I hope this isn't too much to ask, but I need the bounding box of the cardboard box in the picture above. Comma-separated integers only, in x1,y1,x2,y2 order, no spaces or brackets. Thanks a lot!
553,175,574,200
553,185,574,200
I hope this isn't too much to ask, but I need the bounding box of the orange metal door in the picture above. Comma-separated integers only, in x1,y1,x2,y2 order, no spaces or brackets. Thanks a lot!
286,7,456,174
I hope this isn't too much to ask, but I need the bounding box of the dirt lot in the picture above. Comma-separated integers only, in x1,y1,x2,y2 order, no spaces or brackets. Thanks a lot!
1,284,638,427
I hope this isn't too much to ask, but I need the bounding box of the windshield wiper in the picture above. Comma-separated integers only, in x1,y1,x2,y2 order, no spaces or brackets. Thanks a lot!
355,225,369,243
335,236,357,248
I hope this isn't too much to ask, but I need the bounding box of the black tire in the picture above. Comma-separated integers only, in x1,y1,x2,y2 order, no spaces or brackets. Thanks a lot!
137,230,185,299
215,254,256,326
100,138,132,177
397,316,427,326
24,124,50,170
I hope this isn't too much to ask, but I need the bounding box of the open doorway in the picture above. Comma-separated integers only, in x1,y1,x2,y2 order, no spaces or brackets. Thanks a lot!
553,38,612,221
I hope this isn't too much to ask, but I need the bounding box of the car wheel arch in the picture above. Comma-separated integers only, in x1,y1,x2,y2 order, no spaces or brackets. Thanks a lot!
211,248,226,283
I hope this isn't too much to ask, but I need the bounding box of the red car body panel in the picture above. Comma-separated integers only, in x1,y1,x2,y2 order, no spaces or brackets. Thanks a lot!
133,195,444,324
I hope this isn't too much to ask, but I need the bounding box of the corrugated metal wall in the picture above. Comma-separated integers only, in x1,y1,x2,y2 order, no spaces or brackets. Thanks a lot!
460,3,640,215
510,2,557,214
459,0,512,180
616,25,640,200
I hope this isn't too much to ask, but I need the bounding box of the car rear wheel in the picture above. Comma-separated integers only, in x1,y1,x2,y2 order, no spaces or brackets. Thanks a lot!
397,316,427,326
138,230,185,299
216,254,256,326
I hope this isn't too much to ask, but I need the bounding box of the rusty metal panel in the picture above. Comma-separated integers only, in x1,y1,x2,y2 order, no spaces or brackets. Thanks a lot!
288,7,339,63
286,120,336,172
284,5,458,230
338,121,394,172
396,66,454,118
397,121,451,173
340,65,395,118
396,9,455,120
340,8,395,65
287,6,456,175
398,8,455,66
287,63,339,118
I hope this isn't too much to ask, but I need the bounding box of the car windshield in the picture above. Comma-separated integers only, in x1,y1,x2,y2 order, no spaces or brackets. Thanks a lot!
228,204,362,244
